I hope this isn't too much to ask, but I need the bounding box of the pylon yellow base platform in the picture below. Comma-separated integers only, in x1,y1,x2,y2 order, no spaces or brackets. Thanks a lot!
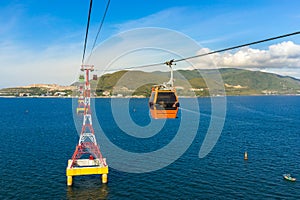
66,159,108,186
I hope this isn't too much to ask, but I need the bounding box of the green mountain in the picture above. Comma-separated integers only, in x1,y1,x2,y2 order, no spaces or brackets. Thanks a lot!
219,68,300,95
1,68,300,97
93,68,300,97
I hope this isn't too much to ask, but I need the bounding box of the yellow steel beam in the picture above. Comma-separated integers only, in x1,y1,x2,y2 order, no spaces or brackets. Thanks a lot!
66,166,108,176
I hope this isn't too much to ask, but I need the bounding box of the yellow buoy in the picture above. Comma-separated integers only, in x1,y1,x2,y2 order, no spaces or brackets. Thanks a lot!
244,151,248,160
102,174,108,184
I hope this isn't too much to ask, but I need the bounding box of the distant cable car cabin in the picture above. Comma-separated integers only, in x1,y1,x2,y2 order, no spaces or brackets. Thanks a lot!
93,75,97,80
149,60,179,119
77,83,85,114
79,75,85,82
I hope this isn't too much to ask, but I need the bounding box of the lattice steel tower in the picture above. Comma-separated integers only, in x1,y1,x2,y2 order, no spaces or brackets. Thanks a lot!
66,65,108,186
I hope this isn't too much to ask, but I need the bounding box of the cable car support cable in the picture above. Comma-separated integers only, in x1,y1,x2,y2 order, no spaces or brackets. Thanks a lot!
173,31,300,63
87,0,111,62
111,31,300,72
81,0,93,65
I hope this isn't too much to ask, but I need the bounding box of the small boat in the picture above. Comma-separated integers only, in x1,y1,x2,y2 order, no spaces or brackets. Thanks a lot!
283,174,296,182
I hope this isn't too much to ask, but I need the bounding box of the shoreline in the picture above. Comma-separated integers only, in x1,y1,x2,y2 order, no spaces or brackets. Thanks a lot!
1,94,300,99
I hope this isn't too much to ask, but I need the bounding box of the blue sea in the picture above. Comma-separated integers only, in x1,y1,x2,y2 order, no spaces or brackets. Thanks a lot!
0,96,299,199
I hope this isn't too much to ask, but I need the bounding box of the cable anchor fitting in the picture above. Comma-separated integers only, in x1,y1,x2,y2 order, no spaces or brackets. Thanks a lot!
164,59,176,68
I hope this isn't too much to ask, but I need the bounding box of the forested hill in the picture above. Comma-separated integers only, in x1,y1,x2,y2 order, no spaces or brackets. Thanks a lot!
93,68,300,97
1,68,300,97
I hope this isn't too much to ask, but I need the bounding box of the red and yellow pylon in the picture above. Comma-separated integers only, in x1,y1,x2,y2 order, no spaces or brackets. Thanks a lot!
67,65,108,186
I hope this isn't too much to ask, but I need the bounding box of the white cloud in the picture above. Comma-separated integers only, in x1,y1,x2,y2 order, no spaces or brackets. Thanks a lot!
0,41,81,88
114,7,188,31
89,27,201,73
0,3,84,88
193,41,300,69
269,41,300,58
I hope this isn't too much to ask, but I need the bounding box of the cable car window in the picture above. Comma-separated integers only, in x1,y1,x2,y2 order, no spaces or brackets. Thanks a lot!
156,92,177,110
156,92,176,103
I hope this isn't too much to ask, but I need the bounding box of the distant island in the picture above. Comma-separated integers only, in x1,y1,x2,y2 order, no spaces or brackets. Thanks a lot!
1,68,300,97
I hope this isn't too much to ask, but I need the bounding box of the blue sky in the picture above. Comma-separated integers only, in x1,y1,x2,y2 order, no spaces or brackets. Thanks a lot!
1,0,300,88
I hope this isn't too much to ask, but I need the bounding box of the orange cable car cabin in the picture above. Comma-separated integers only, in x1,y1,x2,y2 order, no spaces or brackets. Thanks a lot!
149,86,179,119
148,59,179,119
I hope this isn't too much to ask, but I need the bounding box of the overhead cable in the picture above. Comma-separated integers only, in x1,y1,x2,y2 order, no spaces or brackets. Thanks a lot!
81,0,93,64
87,0,111,62
115,31,300,71
173,31,300,63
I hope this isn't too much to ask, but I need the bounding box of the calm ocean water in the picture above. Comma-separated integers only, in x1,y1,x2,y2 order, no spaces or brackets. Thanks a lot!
0,96,299,199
